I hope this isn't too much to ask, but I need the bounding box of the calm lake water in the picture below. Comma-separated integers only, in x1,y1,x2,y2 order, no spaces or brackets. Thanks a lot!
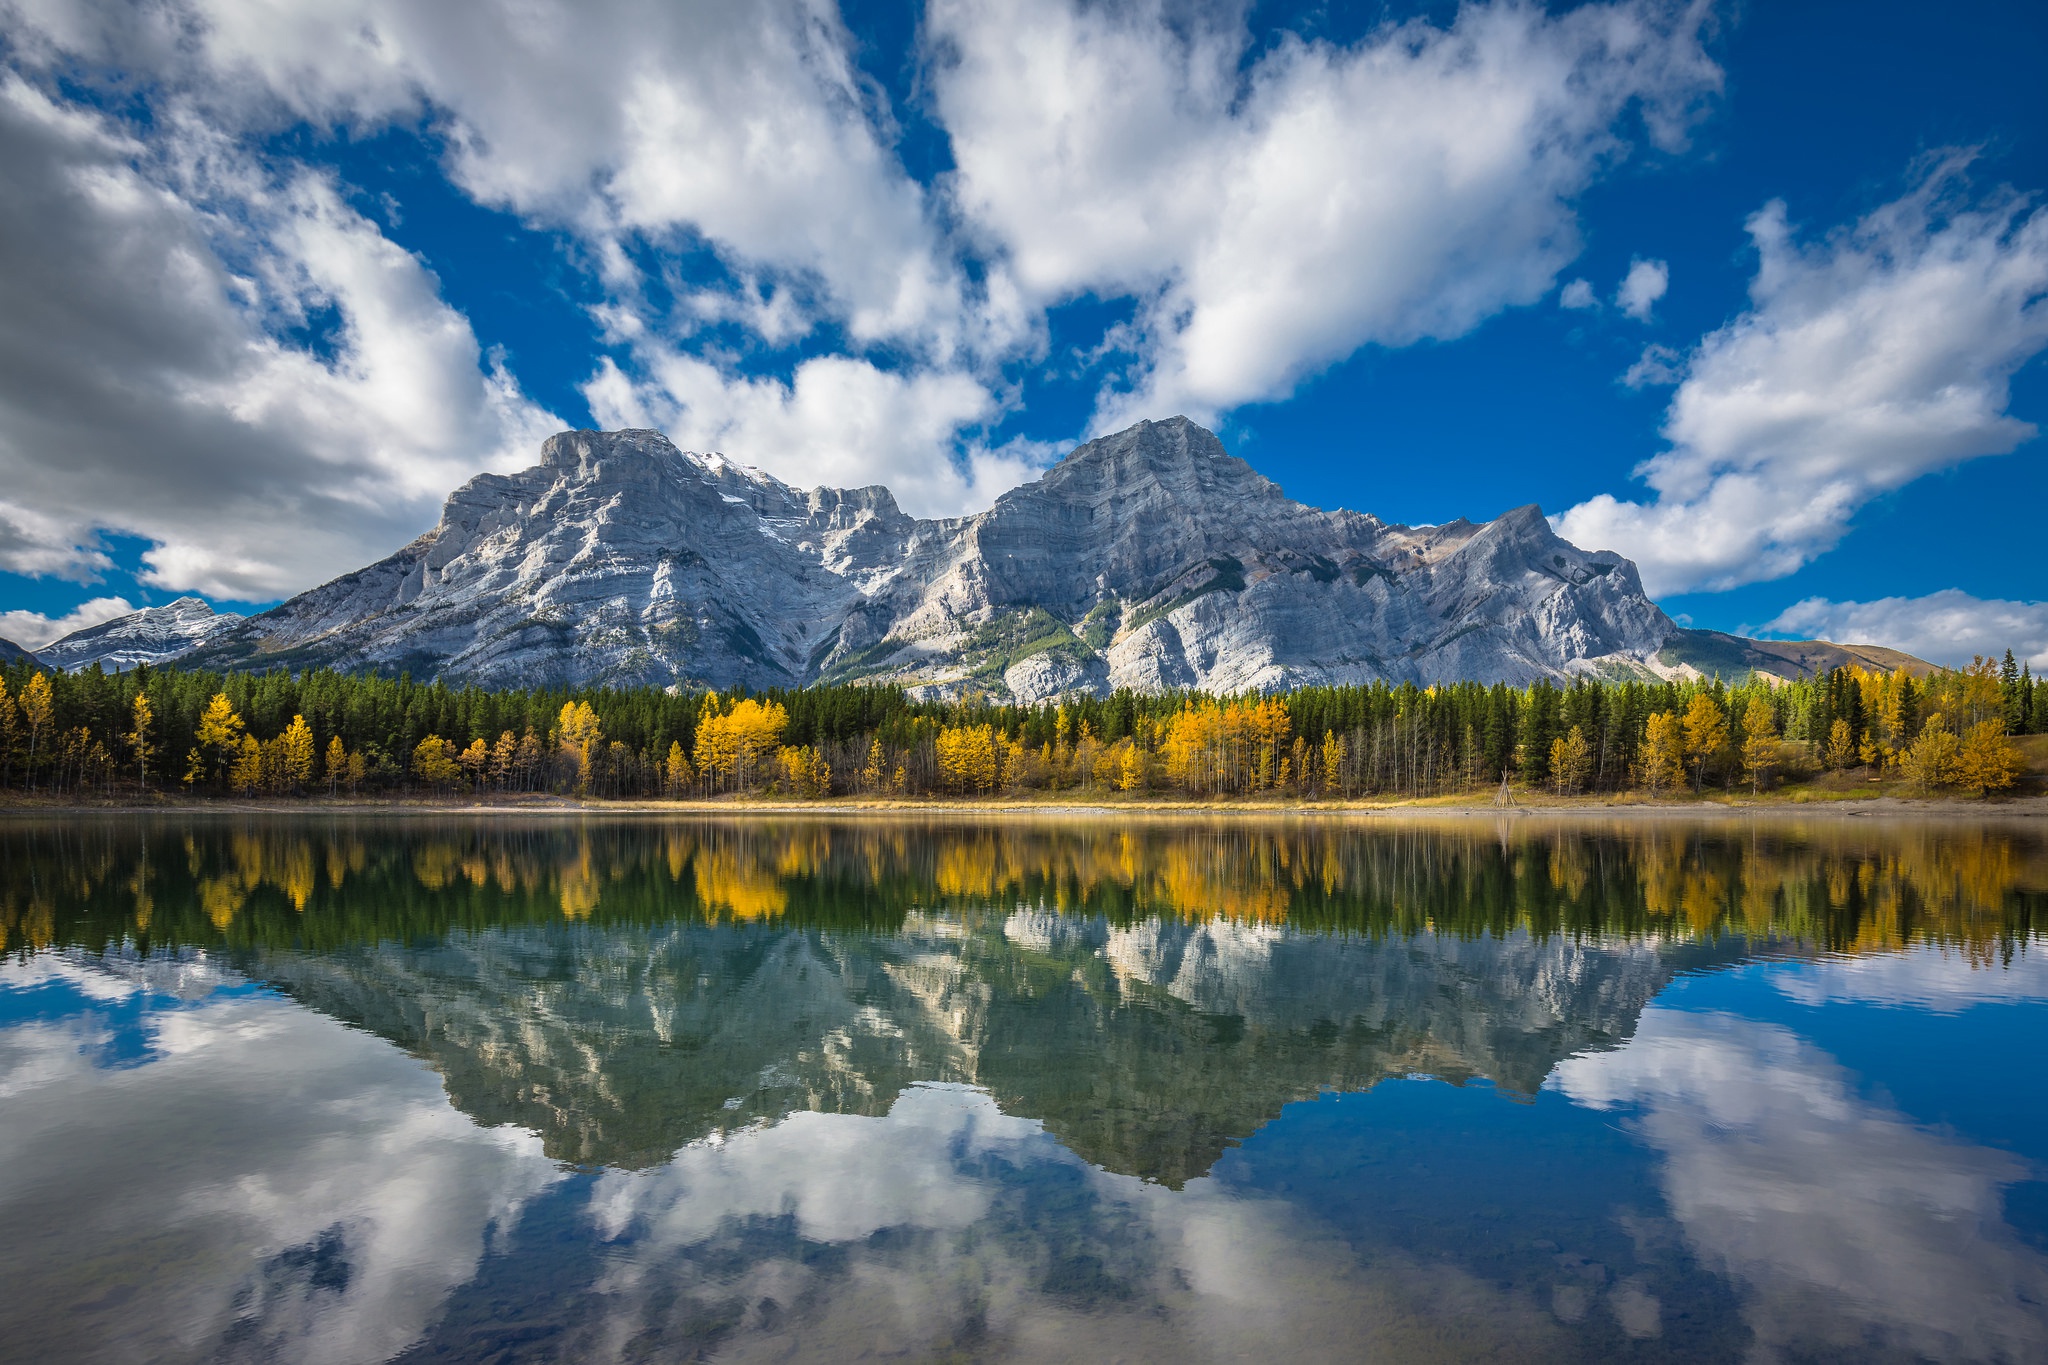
2,815,2045,1364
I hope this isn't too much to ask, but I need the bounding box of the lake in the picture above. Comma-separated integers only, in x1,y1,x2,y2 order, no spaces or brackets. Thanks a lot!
2,814,2044,1363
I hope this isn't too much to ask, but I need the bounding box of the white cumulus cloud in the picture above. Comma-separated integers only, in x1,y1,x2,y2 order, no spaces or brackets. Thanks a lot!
1557,157,2048,595
583,353,1045,517
928,0,1722,431
1560,278,1600,310
1615,256,1669,319
0,596,136,650
1765,590,2048,669
0,73,560,601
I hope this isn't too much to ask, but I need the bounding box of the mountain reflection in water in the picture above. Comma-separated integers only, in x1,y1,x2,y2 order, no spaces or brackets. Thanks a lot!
1,816,2044,1363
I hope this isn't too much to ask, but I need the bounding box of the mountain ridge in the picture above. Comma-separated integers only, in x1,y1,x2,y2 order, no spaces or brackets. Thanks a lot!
29,418,1928,692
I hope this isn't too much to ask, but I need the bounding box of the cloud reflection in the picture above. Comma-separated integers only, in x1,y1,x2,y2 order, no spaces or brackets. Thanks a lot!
1554,1002,2048,1360
0,953,562,1365
566,1083,1572,1363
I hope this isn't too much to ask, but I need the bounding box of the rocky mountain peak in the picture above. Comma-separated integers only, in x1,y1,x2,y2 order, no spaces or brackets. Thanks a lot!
166,416,1709,696
36,595,243,673
1029,415,1283,507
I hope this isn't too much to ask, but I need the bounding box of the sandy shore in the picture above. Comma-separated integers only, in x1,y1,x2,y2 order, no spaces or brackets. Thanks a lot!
4,793,2044,822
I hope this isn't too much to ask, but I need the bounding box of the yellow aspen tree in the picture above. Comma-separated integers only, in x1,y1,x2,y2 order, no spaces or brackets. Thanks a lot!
458,737,490,790
229,734,263,795
489,730,518,790
1899,715,1959,790
413,735,462,788
126,692,155,791
557,701,604,794
1739,696,1779,794
279,715,316,793
1640,711,1685,795
194,693,245,787
1954,719,2023,797
861,737,885,793
0,679,19,787
324,735,348,795
19,671,53,791
1118,741,1147,793
1681,692,1728,792
346,750,368,795
1322,731,1346,797
664,741,695,796
1550,725,1592,795
1823,718,1856,773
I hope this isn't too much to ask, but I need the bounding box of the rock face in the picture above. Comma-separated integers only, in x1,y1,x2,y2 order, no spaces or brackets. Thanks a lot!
35,597,242,672
184,418,1680,697
0,636,37,665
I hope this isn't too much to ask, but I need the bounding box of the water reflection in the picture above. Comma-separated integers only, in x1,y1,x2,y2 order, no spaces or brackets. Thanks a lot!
1556,998,2048,1360
1,817,2045,1362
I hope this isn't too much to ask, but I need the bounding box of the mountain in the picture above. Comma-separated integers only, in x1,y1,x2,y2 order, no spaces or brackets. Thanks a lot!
176,418,1699,698
34,596,244,673
0,636,38,665
1655,629,1935,682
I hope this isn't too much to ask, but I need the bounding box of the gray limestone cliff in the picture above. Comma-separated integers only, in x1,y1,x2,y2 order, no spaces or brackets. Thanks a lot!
177,418,1682,698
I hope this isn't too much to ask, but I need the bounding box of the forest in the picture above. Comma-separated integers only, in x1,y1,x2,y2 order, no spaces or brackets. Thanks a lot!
0,651,2039,803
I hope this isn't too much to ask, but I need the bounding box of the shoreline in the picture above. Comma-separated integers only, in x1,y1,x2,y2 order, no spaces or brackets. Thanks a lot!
3,793,2044,822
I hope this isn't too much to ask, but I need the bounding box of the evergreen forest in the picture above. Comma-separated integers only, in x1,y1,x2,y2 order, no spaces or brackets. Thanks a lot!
0,651,2040,803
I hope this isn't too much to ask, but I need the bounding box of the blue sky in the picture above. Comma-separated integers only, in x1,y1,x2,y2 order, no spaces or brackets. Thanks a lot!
0,0,2044,665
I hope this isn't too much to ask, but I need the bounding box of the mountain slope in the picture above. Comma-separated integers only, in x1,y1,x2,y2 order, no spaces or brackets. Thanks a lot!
0,636,38,665
35,597,243,672
180,418,1704,696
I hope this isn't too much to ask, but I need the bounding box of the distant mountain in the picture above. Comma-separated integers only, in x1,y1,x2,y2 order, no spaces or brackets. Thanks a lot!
0,636,38,665
1656,629,1934,682
35,597,244,673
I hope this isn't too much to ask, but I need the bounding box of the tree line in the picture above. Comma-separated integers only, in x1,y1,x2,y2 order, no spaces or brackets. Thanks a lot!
0,649,2039,801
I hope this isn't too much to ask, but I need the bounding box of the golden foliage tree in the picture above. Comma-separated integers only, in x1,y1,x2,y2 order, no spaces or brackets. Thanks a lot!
1550,725,1592,796
190,692,245,789
1899,715,1960,790
776,744,831,797
664,741,695,796
1641,711,1685,796
228,734,263,795
1681,692,1727,792
936,723,1003,794
692,698,787,791
413,735,462,788
1955,719,2023,797
126,693,155,790
324,735,349,796
1740,695,1779,794
278,715,316,793
557,700,604,793
1823,717,1856,773
18,671,53,790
